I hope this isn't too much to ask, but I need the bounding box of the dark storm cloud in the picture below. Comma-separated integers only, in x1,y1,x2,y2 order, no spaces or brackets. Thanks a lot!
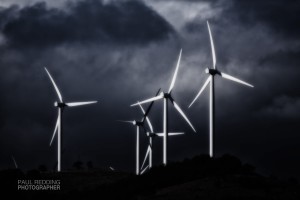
219,0,300,121
184,0,300,39
0,0,300,179
226,0,300,38
166,0,300,178
259,95,300,120
258,49,300,69
0,0,174,47
0,0,178,172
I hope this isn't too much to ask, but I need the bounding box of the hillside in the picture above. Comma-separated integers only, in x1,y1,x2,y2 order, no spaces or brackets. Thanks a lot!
0,154,299,200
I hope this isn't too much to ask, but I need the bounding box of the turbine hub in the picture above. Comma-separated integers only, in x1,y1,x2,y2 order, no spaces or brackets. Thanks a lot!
55,102,66,108
205,68,220,76
163,92,170,98
149,133,156,137
135,121,143,126
146,132,156,137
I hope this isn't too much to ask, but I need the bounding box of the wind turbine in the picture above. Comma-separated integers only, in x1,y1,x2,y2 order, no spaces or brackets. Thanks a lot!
118,89,160,175
138,102,184,174
131,49,196,166
11,155,18,169
188,21,254,158
45,67,97,172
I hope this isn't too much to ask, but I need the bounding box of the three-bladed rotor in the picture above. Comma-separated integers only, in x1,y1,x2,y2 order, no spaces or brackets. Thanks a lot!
45,67,97,172
189,21,254,108
131,49,196,133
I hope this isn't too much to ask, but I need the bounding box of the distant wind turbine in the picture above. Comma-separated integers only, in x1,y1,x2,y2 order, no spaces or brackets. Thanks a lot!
188,21,254,158
11,155,18,169
109,166,115,171
118,89,161,175
45,67,97,172
138,100,184,174
131,49,196,166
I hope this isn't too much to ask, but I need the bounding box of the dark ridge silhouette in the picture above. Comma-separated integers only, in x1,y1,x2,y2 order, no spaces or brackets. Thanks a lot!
0,154,299,200
72,161,84,170
38,165,48,172
86,161,93,170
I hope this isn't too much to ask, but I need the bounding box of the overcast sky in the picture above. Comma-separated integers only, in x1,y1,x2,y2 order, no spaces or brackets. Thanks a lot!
0,0,299,178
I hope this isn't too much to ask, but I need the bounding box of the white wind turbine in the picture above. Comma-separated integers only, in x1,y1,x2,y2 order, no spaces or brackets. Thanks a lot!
45,67,97,172
137,93,184,174
139,104,184,174
11,155,18,169
137,89,183,173
189,21,254,158
118,89,160,175
131,49,196,166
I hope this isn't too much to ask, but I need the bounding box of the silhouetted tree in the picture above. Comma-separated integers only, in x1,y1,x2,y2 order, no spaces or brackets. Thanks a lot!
242,163,256,174
87,161,93,170
38,164,47,172
52,162,58,172
73,161,83,170
27,169,40,178
288,177,298,185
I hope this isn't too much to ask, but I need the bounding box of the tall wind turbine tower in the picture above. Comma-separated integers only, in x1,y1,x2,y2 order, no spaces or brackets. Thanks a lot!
189,21,254,158
45,67,97,172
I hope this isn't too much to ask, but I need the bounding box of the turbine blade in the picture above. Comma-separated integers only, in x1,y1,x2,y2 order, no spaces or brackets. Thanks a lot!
156,132,184,137
66,101,98,107
138,104,154,133
140,165,149,175
138,104,146,117
220,72,254,87
140,146,151,170
109,166,115,171
117,120,134,124
11,156,18,169
131,94,163,107
169,132,185,136
189,76,211,108
171,99,196,132
145,117,153,133
207,21,216,69
168,49,182,93
155,133,163,137
44,67,63,102
142,88,161,122
50,115,59,146
207,21,217,69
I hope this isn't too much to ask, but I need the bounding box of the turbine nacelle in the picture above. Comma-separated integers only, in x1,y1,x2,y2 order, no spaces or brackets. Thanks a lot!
134,121,143,126
156,91,167,98
163,92,170,98
146,132,157,137
54,101,66,108
205,68,220,76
